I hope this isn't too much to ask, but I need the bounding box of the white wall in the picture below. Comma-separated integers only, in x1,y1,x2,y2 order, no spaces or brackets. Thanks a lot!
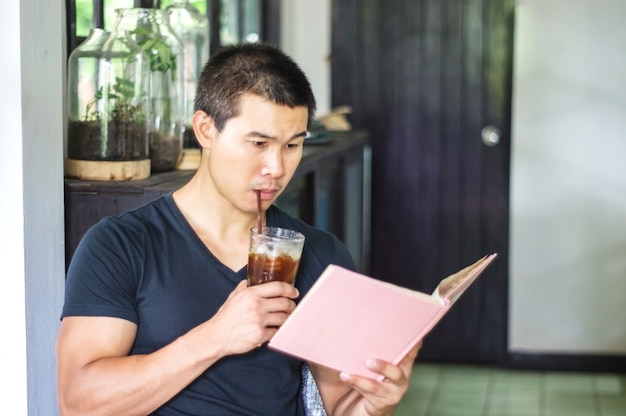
510,0,626,354
0,0,66,413
280,0,331,116
0,1,27,412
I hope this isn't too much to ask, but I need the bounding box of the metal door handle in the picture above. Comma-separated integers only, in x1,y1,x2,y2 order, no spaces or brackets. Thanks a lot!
481,125,501,146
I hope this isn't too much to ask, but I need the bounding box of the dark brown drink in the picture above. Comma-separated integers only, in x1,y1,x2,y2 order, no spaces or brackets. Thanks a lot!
247,252,301,286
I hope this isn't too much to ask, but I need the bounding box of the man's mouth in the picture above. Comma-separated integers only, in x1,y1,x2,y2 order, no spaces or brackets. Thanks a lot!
255,188,278,201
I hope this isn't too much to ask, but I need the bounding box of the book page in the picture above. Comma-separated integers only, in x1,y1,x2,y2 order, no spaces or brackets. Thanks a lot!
432,254,497,305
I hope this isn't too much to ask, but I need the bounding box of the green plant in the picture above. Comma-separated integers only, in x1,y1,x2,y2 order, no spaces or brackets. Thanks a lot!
130,25,179,132
84,76,145,123
132,27,178,74
79,23,180,124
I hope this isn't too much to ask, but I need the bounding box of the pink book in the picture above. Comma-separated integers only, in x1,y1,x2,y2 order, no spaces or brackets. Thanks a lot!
268,253,497,380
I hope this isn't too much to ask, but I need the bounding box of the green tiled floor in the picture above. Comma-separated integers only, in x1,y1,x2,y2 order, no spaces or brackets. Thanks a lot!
396,363,626,416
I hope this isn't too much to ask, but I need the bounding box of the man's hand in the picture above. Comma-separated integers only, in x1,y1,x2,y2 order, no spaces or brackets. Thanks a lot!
204,280,299,355
312,342,422,416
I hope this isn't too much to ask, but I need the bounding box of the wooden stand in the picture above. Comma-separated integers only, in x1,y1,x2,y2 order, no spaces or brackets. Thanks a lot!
175,149,201,171
65,159,151,181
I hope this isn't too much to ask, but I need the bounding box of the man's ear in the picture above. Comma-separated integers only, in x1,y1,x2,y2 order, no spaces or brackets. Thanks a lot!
192,110,216,149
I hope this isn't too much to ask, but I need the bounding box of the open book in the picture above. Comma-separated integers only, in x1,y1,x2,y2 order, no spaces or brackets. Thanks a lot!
268,253,497,380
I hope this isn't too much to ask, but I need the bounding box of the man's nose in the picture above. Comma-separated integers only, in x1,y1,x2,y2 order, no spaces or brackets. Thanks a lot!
261,149,285,178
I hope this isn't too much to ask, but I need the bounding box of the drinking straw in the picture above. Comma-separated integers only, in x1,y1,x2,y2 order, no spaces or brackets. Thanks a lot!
256,190,262,234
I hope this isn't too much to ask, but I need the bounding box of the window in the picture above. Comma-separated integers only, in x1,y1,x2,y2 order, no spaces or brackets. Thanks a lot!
65,0,280,56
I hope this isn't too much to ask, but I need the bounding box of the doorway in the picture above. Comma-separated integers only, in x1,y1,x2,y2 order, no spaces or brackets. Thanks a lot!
332,0,514,363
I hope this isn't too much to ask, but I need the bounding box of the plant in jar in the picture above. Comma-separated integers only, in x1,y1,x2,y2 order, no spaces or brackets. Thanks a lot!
164,0,210,149
67,29,150,162
113,8,185,172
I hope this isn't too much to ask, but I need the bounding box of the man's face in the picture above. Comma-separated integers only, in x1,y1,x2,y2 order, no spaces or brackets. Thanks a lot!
205,93,309,215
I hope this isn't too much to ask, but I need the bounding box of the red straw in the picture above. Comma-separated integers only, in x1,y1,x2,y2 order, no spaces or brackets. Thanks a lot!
256,190,262,234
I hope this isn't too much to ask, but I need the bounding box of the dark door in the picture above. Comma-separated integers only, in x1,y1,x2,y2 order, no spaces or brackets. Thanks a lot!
332,0,513,363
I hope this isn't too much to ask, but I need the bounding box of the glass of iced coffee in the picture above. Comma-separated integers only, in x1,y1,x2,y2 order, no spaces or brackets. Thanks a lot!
247,227,305,286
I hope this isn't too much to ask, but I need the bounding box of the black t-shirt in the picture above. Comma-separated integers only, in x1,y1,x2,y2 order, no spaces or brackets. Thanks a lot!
62,193,355,415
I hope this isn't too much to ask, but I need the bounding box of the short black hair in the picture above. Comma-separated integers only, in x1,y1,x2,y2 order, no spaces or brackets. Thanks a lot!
194,43,317,131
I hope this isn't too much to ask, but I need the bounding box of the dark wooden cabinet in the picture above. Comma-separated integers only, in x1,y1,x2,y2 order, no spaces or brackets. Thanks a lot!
64,131,371,272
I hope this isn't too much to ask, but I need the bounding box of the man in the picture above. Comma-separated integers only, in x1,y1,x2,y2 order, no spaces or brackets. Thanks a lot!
56,42,419,415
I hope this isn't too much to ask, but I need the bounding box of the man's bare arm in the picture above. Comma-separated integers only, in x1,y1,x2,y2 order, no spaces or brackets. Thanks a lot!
56,280,298,416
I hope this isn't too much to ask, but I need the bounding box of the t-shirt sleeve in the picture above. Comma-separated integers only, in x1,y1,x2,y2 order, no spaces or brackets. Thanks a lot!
61,218,142,324
328,233,357,271
294,228,357,298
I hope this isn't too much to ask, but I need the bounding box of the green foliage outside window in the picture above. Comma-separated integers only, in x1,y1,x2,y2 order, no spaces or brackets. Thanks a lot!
75,0,207,36
160,0,207,15
75,0,95,37
73,0,262,60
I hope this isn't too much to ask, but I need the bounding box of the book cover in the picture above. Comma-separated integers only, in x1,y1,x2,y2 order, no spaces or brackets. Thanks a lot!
268,253,497,380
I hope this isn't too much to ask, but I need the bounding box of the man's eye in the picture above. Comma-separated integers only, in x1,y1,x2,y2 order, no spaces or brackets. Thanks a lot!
286,143,301,150
253,141,267,147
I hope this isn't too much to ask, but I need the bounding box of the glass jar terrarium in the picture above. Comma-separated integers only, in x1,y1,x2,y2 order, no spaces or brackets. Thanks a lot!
66,28,151,181
164,0,210,150
113,7,185,172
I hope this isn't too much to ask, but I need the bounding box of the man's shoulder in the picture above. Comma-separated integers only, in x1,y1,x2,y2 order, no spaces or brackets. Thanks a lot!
100,194,173,226
84,194,176,245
